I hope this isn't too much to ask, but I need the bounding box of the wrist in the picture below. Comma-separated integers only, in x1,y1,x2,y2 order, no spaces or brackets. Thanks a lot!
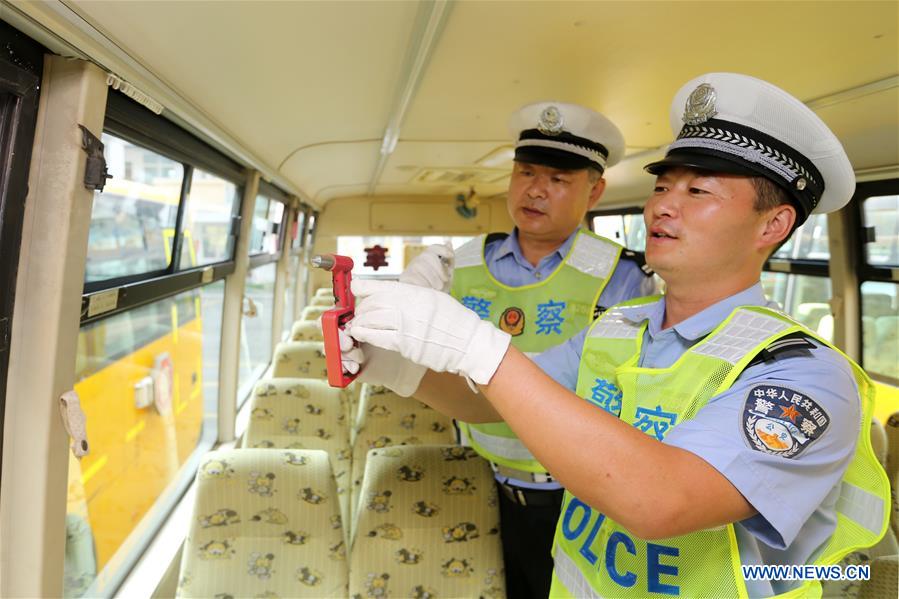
460,321,511,385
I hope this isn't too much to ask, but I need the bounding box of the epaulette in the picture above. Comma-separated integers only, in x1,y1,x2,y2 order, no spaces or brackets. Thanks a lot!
746,332,817,368
620,249,655,277
485,232,509,245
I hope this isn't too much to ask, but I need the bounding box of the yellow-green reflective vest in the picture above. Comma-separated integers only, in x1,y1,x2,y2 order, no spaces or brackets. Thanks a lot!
452,229,623,472
551,297,890,598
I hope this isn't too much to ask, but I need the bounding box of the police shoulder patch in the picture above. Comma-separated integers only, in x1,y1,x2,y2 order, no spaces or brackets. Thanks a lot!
741,384,829,459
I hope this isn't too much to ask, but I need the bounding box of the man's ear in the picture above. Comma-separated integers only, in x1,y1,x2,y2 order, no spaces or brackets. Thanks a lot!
760,204,797,250
587,177,606,211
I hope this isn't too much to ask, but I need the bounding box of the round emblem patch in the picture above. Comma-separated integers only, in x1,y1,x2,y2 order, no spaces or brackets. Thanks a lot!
683,83,718,125
499,307,525,336
538,106,564,135
742,384,829,459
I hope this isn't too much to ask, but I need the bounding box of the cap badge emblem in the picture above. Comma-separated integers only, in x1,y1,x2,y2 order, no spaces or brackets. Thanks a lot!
683,83,718,125
538,106,564,136
795,177,807,191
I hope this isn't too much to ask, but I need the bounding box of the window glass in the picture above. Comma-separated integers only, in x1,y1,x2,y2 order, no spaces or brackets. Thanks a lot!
65,282,222,597
336,236,474,276
772,213,829,260
238,263,277,400
85,134,183,282
861,281,898,381
863,195,899,267
591,214,646,251
760,272,833,341
248,196,284,255
179,169,239,269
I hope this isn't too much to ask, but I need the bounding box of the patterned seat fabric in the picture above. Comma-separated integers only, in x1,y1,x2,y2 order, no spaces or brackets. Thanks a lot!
290,320,324,342
177,449,347,598
350,385,455,522
349,445,504,599
244,379,353,523
300,305,329,321
272,341,329,379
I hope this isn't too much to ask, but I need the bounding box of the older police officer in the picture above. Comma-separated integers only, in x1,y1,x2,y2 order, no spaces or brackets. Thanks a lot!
345,73,890,597
355,101,655,598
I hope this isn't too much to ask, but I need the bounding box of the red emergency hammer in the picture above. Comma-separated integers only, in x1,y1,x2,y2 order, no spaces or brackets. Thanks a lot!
311,254,359,387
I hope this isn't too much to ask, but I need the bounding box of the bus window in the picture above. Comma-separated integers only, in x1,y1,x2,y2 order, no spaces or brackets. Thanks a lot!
65,281,222,597
773,212,831,260
238,262,277,402
236,194,285,402
336,235,474,276
864,195,899,266
178,168,240,269
85,134,183,282
760,272,833,339
591,212,647,251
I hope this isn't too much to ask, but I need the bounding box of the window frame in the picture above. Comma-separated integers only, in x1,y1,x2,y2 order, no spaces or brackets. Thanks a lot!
853,178,899,385
81,91,248,323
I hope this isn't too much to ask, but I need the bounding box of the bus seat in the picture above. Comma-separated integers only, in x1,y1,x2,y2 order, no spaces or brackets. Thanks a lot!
300,305,329,321
290,320,324,342
349,445,504,599
816,314,834,340
272,341,329,379
886,412,899,542
795,302,830,330
352,384,455,441
350,386,456,524
310,295,335,307
177,449,347,598
822,418,898,598
315,287,334,299
243,378,352,524
857,556,898,598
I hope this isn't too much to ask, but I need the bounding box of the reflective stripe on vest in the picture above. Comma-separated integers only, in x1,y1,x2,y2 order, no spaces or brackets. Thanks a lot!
453,229,623,472
553,302,890,598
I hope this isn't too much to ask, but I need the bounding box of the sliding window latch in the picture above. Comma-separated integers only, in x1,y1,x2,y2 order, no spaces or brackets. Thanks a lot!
78,124,112,192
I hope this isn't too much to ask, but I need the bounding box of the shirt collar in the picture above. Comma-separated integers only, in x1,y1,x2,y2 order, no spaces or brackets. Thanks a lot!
491,227,580,269
624,282,769,340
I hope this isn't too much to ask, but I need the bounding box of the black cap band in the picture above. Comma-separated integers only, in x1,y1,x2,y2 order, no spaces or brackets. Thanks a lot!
515,128,609,172
645,118,825,222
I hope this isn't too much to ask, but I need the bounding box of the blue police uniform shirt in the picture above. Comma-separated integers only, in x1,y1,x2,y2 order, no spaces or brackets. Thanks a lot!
484,227,655,306
535,283,860,597
482,227,655,490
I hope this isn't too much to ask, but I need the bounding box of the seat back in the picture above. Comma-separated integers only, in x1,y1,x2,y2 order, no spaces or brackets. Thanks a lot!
272,341,329,379
177,449,347,598
244,378,352,522
350,386,455,521
349,445,504,599
290,320,324,342
301,305,329,321
310,295,335,307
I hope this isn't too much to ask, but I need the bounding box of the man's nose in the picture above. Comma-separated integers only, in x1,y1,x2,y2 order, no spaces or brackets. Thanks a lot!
526,175,548,198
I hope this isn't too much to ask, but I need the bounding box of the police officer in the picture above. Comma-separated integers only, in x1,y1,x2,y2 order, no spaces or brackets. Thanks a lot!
397,101,655,598
346,73,890,598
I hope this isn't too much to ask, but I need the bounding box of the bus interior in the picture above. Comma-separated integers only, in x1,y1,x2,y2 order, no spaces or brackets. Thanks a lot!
0,1,897,597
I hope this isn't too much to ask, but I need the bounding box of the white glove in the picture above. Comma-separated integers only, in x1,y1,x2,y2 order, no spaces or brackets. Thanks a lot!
399,243,454,293
347,280,511,385
339,329,426,397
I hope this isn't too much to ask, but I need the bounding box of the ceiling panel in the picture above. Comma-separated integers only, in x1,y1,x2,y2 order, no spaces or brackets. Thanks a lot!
71,0,418,174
